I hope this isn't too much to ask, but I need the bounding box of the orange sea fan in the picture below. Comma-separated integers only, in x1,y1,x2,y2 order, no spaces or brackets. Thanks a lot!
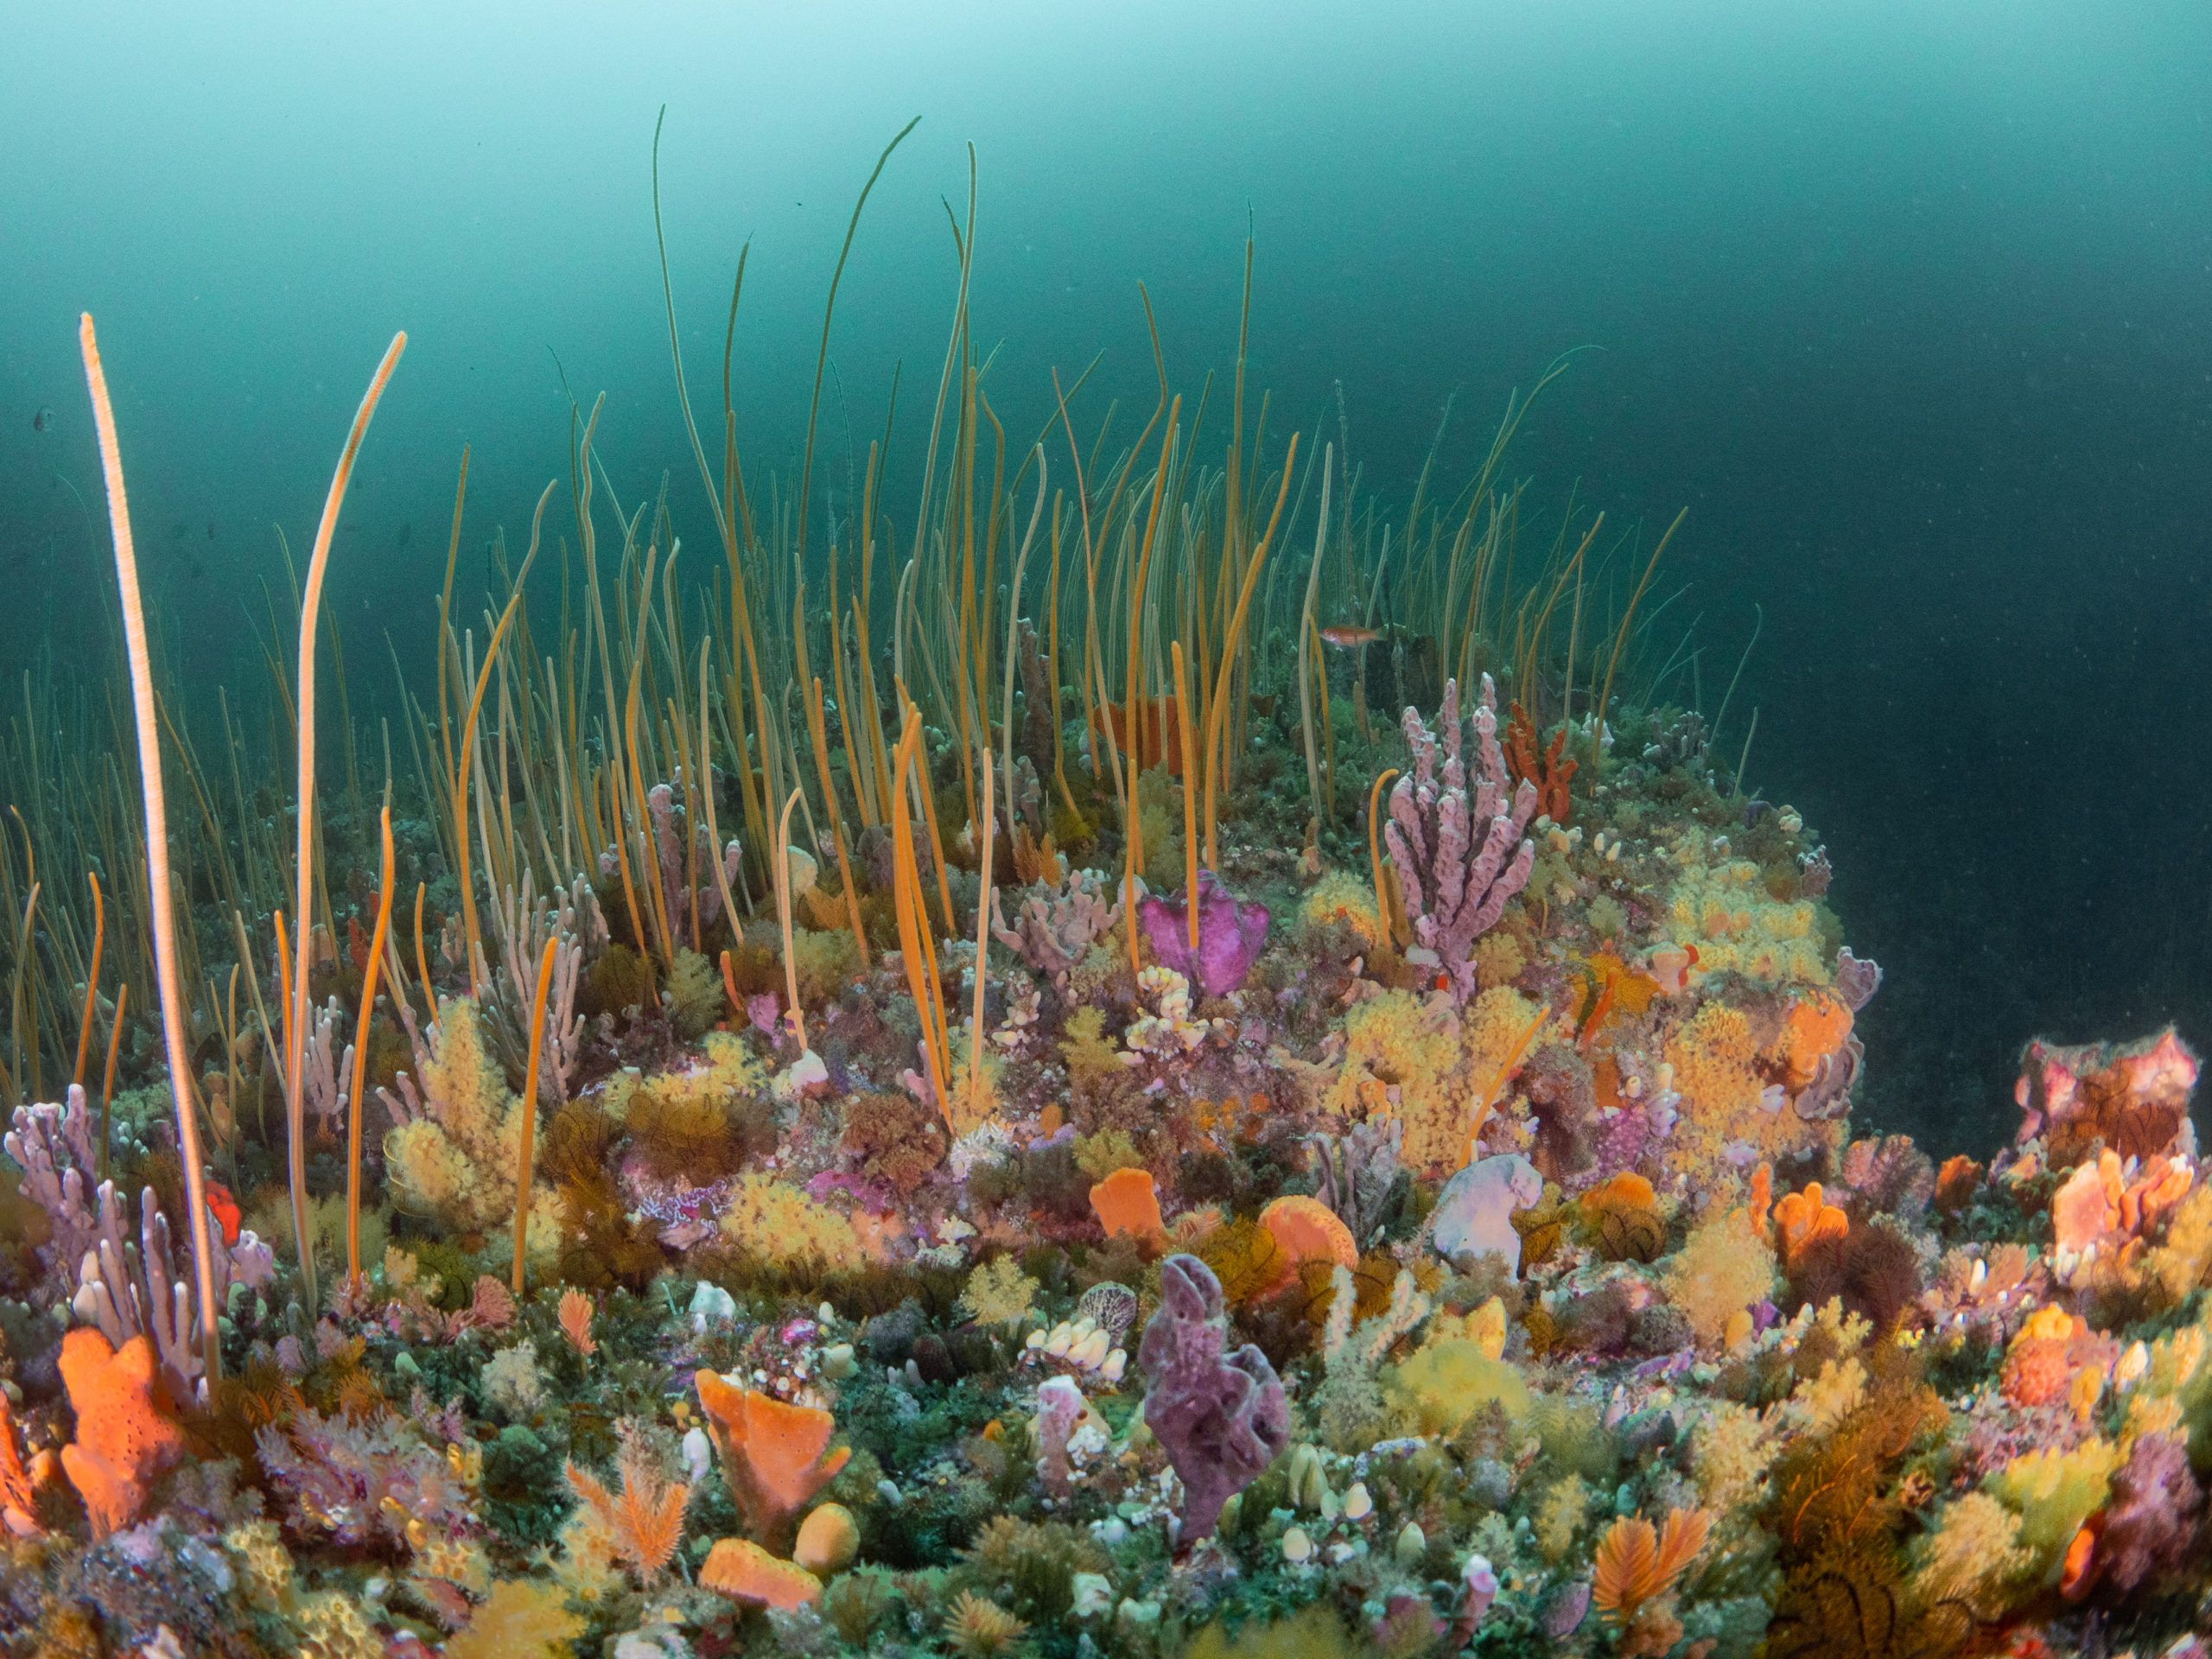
1504,702,1578,823
1933,1154,1982,1215
564,1440,689,1585
559,1288,597,1357
1592,1507,1714,1624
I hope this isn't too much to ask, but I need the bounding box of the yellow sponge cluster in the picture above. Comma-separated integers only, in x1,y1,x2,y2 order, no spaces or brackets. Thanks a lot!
1663,855,1827,986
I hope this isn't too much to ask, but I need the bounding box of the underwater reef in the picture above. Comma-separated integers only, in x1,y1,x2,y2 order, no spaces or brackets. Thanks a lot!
3,228,2209,1659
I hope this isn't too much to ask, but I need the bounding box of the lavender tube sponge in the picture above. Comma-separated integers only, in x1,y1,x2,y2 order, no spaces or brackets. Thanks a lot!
1137,1254,1290,1542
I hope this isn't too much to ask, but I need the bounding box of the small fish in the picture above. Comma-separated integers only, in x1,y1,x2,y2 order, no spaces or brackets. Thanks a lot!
1319,624,1381,649
205,1180,241,1245
207,521,216,541
32,406,54,433
396,522,412,550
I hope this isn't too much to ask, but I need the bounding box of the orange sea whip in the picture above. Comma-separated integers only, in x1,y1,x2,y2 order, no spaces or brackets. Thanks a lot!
79,313,223,1387
510,935,559,1295
906,696,958,938
346,802,396,1288
451,480,554,991
1465,1005,1554,1167
281,327,405,1314
1170,643,1200,954
411,882,432,1016
99,982,126,1181
1122,398,1180,983
890,710,951,1121
997,450,1047,800
966,747,995,1130
73,871,104,1088
804,675,871,968
772,787,807,1051
694,640,747,950
1295,446,1337,823
1202,431,1297,871
1366,769,1399,951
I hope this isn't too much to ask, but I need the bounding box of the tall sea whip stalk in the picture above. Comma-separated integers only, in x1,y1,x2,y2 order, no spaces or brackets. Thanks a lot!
967,749,995,1129
78,312,224,1385
346,802,396,1288
773,788,807,1053
283,328,407,1309
511,936,558,1296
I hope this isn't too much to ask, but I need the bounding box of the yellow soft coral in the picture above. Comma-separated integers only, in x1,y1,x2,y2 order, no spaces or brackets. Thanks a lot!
2145,1184,2212,1307
1910,1492,2033,1615
604,1029,766,1121
944,1026,1003,1138
225,1520,296,1606
443,1579,586,1659
1534,1474,1591,1562
1689,1402,1781,1511
382,998,558,1256
1319,990,1469,1173
1988,1438,2122,1581
788,925,862,1005
1300,869,1389,950
1664,853,1827,985
719,1172,868,1271
1792,1357,1868,1433
2121,1298,2212,1453
1385,1340,1531,1433
1662,1215,1777,1347
1472,931,1528,991
1666,1003,1762,1121
1302,984,1561,1174
1665,1001,1838,1185
1466,986,1554,1079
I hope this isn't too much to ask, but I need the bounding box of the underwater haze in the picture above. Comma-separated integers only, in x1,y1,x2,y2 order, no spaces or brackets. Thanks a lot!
9,0,2206,1158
